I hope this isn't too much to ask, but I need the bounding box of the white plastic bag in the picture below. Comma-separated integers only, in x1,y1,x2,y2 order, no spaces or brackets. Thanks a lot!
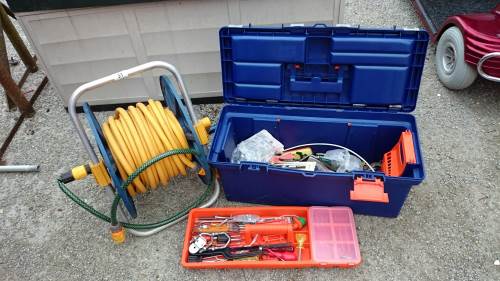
231,130,284,164
323,149,363,172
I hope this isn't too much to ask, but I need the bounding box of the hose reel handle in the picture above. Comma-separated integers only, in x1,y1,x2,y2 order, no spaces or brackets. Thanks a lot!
68,61,197,164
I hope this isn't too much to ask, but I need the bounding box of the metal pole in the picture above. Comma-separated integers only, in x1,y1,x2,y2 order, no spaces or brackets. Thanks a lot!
0,164,39,172
0,13,15,109
0,77,47,162
0,5,37,72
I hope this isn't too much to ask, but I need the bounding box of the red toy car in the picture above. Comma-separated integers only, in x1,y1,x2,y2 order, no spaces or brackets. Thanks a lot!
412,1,500,89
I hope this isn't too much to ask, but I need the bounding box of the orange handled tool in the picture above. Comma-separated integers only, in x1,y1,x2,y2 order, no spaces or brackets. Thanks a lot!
244,223,294,243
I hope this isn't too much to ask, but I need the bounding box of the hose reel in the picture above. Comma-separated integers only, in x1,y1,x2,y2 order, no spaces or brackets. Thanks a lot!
58,61,220,242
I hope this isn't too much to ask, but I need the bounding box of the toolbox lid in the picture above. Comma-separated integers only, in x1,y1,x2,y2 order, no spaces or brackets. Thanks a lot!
219,25,428,112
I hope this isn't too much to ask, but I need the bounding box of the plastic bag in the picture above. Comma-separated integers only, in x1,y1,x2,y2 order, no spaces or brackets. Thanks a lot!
307,156,332,172
323,149,363,172
231,130,284,164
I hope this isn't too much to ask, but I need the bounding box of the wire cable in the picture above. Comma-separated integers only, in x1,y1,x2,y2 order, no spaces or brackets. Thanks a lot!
284,143,375,172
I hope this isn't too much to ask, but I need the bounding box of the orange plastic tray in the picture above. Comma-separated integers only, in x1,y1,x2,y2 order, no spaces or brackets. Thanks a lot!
181,206,361,269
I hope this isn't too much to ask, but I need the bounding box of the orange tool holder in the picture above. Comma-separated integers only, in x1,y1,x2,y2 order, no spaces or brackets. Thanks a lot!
381,130,417,177
350,130,417,204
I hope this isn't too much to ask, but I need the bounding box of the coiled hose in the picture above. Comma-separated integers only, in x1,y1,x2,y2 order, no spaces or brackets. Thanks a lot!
58,100,216,232
102,99,197,196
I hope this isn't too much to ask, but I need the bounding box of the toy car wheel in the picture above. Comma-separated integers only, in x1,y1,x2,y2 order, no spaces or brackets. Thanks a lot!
435,26,477,90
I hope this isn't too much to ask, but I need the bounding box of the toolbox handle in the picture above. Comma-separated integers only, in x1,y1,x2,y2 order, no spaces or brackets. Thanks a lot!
312,23,328,28
68,61,196,165
290,77,343,93
289,64,344,93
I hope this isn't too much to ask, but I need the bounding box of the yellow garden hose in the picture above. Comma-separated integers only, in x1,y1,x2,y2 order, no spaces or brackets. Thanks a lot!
101,99,197,196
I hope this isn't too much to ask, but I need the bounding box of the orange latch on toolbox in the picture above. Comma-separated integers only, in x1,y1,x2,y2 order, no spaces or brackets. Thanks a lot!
350,177,389,203
381,130,416,177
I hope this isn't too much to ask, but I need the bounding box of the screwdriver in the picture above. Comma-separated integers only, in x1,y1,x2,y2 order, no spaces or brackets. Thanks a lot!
295,233,307,261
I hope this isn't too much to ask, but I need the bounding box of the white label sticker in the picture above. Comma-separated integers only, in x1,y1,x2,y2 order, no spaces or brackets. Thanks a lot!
114,72,127,81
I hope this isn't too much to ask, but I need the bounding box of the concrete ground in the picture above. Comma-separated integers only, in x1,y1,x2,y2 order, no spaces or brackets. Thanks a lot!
1,0,499,280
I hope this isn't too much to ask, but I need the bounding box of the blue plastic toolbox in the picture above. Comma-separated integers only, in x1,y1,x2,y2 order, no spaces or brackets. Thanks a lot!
208,25,428,217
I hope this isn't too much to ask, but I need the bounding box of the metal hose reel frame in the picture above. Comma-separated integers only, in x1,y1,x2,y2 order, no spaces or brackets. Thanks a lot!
67,61,220,236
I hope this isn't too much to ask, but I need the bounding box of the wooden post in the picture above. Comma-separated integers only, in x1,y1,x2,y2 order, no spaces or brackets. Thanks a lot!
0,13,15,109
0,5,37,72
0,56,34,114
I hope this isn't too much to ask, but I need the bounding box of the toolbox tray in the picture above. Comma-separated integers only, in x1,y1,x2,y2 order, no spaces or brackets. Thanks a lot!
208,25,428,217
182,206,361,269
